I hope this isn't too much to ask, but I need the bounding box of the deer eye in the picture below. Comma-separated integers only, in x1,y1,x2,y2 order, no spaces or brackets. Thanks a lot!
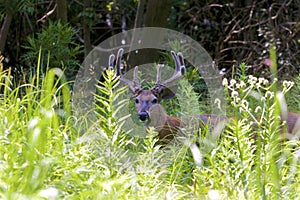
135,98,140,104
151,98,158,104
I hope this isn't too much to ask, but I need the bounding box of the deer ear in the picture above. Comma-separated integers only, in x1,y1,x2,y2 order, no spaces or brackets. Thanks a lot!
153,85,177,100
160,87,175,99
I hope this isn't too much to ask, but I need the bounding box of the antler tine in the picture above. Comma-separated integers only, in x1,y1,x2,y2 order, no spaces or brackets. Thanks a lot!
155,64,164,84
108,54,115,70
159,51,186,86
172,51,181,72
177,52,185,73
109,48,141,94
116,48,124,76
132,66,140,89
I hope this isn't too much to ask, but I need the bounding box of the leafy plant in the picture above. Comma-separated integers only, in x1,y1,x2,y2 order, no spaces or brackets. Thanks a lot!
1,50,300,199
0,51,72,198
22,21,82,79
193,73,300,199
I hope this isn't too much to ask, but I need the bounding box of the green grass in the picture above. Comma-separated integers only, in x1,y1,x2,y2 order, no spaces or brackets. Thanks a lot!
0,53,300,199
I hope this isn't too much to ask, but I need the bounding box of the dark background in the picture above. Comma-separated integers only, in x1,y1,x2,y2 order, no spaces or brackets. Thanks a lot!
1,0,299,81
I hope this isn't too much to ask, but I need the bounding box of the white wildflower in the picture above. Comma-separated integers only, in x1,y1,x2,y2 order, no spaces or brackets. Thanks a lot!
265,91,274,99
255,106,262,113
239,80,246,88
241,99,249,110
231,91,239,98
248,75,258,85
214,98,221,110
282,80,294,93
258,77,269,86
230,79,237,87
222,78,228,86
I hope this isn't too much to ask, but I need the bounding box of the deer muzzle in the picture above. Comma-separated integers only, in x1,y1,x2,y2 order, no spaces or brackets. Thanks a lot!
138,111,149,122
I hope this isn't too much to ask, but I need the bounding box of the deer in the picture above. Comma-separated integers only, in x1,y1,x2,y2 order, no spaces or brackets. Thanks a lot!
107,48,300,165
108,48,228,145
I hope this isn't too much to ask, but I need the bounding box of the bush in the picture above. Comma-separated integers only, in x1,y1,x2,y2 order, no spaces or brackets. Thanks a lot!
22,21,82,79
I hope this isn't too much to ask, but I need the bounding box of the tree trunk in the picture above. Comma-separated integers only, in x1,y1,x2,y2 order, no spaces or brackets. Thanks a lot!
56,0,68,24
133,0,146,29
83,0,92,56
127,0,169,69
0,13,13,53
144,0,169,28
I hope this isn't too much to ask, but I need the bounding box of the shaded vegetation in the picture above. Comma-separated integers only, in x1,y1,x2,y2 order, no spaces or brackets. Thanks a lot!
0,1,299,80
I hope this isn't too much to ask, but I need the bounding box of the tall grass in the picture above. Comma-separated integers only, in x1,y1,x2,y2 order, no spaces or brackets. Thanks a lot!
0,53,71,198
0,51,300,199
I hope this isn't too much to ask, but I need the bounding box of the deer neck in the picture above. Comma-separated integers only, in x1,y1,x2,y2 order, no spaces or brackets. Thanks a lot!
146,104,181,142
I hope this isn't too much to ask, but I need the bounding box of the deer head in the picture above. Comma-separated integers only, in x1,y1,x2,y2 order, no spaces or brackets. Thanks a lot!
108,48,186,124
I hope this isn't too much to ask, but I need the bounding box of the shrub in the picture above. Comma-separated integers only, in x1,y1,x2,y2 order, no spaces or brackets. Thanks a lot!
21,21,82,79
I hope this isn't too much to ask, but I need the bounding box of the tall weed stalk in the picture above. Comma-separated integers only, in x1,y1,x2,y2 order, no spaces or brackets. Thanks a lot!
0,51,72,198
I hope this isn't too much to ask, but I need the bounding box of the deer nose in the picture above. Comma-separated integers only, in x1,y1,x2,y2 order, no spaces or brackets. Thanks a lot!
138,112,149,121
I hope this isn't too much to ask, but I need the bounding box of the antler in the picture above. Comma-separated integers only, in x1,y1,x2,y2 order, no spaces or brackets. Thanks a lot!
108,48,142,94
151,51,186,96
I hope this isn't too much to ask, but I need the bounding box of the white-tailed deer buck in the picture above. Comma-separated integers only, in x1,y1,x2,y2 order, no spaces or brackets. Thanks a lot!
108,48,228,144
108,48,300,144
